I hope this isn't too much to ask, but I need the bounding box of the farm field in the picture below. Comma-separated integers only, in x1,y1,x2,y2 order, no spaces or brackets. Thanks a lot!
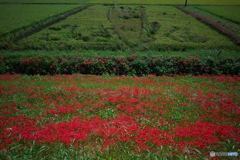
196,6,240,24
184,6,240,38
0,0,88,3
144,5,237,50
87,0,240,5
0,74,239,159
16,5,118,50
0,4,82,36
16,5,238,51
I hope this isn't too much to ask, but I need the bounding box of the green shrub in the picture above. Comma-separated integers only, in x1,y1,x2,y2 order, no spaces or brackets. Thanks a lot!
0,53,239,76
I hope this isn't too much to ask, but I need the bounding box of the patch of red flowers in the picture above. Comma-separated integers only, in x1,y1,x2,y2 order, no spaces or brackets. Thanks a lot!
0,74,239,157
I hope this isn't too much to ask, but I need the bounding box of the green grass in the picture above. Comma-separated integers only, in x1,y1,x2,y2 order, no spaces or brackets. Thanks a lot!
16,5,120,50
1,49,240,59
87,0,240,5
145,5,237,50
0,0,89,3
196,6,240,24
184,6,240,37
0,4,82,36
16,5,238,51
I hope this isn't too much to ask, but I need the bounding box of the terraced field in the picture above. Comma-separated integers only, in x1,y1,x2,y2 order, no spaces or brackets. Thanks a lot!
0,4,82,36
17,5,118,50
88,0,240,5
17,5,237,51
196,6,240,24
179,5,240,44
145,6,237,50
0,0,88,3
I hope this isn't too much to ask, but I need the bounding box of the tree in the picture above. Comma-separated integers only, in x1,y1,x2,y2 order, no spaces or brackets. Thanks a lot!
185,0,188,7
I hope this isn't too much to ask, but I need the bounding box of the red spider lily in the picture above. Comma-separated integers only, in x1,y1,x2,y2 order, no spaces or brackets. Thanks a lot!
0,74,239,157
173,121,240,150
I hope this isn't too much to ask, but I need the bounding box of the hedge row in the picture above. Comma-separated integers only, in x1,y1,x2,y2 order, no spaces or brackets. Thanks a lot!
1,41,239,52
0,41,126,51
1,54,239,76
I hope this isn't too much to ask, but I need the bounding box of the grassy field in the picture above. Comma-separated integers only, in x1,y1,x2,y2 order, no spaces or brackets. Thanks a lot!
184,6,240,38
0,0,89,3
2,49,240,59
196,6,240,24
16,5,238,51
145,5,237,50
1,0,240,5
0,74,239,159
0,4,81,36
87,0,240,5
17,5,120,50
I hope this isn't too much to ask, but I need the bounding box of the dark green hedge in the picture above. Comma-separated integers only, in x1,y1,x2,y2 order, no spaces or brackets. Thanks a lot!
0,54,239,76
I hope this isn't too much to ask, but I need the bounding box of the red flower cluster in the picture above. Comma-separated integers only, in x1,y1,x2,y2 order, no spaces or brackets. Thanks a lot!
0,74,239,158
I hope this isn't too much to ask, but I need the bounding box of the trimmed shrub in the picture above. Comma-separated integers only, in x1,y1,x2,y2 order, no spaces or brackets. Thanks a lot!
0,53,239,76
